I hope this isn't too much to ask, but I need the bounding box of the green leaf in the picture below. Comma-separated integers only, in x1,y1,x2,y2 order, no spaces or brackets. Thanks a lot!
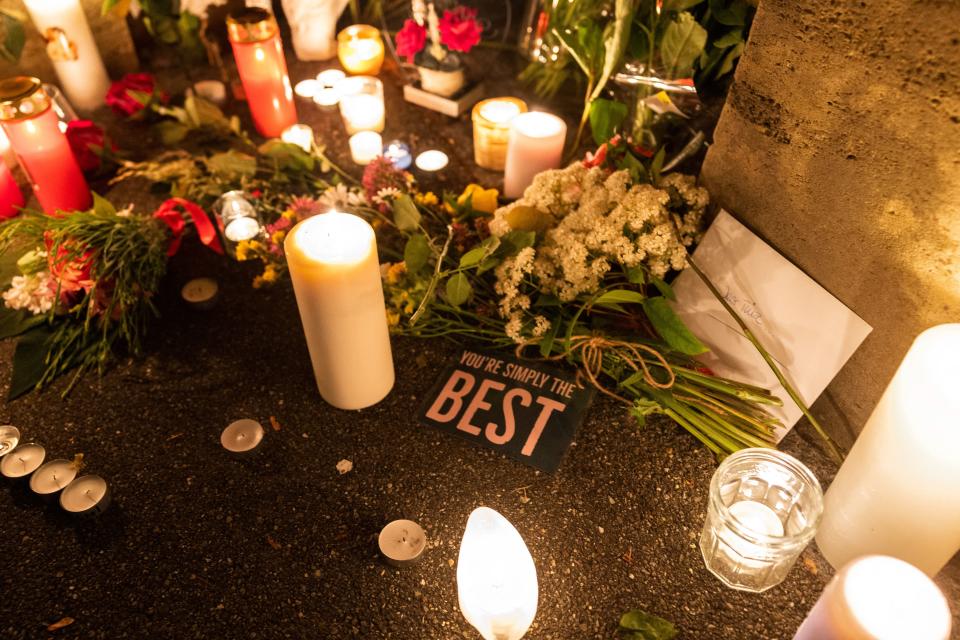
258,140,315,172
403,234,430,273
0,307,45,340
539,315,562,357
650,275,676,301
709,0,748,26
589,98,629,145
651,147,666,183
627,266,646,285
0,12,25,63
176,10,205,63
445,273,472,307
717,41,745,76
459,247,487,269
589,0,637,103
476,257,500,275
618,609,677,640
91,192,116,217
206,150,257,179
660,12,708,78
501,230,536,254
662,0,705,10
642,297,708,355
154,121,189,145
393,194,421,232
712,27,744,49
594,289,646,307
8,326,52,400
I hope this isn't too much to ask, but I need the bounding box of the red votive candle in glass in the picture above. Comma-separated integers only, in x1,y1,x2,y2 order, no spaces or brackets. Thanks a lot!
0,161,23,218
227,8,297,139
0,77,90,214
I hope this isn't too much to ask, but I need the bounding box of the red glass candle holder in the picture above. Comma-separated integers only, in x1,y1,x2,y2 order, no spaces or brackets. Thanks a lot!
0,161,23,219
0,77,90,214
227,8,297,139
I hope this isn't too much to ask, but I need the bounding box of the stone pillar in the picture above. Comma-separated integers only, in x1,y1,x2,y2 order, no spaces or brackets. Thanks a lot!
701,0,960,446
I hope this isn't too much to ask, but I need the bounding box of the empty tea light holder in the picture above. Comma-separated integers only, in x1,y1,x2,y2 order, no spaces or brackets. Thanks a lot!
216,190,265,257
699,448,823,592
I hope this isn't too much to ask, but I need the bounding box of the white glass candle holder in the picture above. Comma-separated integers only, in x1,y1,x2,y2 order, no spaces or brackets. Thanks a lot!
700,448,823,592
349,131,382,165
215,190,264,257
337,76,385,135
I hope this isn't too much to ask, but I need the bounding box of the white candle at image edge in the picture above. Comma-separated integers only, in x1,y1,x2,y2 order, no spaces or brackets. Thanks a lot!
349,131,382,165
415,150,449,172
816,324,960,576
0,443,45,478
281,124,314,153
60,474,110,514
379,519,427,567
224,217,261,243
0,425,20,456
793,555,951,640
284,211,394,410
503,112,567,199
29,458,78,495
221,419,264,454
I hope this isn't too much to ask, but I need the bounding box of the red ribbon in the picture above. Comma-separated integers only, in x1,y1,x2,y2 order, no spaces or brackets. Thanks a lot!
153,198,223,257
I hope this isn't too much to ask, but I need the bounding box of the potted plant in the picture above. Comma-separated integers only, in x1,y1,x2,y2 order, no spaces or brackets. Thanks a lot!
395,1,483,97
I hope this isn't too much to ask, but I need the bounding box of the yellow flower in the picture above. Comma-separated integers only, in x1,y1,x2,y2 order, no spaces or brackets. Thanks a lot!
386,310,400,327
458,184,499,214
261,264,279,284
385,262,407,285
235,240,251,261
271,230,286,245
252,275,264,289
281,209,297,220
415,191,439,207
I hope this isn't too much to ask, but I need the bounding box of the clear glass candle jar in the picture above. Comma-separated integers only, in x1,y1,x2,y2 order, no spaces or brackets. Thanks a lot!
472,97,528,171
699,448,823,592
0,76,90,214
216,190,264,257
227,7,297,139
337,25,385,75
337,76,385,135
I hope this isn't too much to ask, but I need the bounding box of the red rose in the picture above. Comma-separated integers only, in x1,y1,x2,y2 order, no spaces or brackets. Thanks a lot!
395,19,427,63
105,73,166,118
438,6,482,53
65,120,114,172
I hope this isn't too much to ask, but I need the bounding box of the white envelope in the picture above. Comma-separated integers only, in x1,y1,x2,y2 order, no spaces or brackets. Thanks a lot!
671,210,872,441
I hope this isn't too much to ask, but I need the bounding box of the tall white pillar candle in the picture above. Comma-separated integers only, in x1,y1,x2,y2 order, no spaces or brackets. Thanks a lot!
503,112,567,199
817,324,960,575
22,0,111,112
793,555,951,640
284,211,394,409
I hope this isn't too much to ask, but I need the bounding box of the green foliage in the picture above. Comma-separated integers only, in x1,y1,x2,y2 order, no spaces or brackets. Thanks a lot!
445,273,472,307
0,7,26,64
660,12,708,77
404,234,431,273
102,0,205,63
589,99,629,145
618,609,678,640
642,296,708,355
393,195,421,232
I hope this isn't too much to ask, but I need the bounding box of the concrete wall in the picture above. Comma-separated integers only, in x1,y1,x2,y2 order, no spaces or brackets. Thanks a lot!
701,0,960,447
0,0,138,80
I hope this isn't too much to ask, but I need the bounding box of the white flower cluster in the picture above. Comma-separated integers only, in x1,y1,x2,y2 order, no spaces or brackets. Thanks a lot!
489,164,708,342
317,183,367,210
2,271,56,315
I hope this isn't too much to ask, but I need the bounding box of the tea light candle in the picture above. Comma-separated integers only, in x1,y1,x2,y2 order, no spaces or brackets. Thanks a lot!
314,69,345,106
415,150,449,172
224,217,261,242
221,419,264,455
503,112,567,199
21,0,110,111
29,458,78,496
349,131,382,165
379,519,427,567
382,140,412,170
0,443,45,479
337,76,385,134
817,325,960,576
284,211,394,409
472,97,528,171
294,79,320,99
60,474,110,516
337,25,385,75
193,80,227,106
281,123,314,152
181,277,219,310
0,426,20,457
794,555,952,640
729,500,785,537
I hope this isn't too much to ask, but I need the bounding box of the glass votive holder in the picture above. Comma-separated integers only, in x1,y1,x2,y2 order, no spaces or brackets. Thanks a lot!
699,448,823,593
472,97,527,171
337,25,385,75
337,76,385,135
216,190,265,257
42,84,78,131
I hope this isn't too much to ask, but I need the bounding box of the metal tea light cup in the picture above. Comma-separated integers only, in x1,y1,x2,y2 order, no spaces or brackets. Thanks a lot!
699,448,823,592
60,474,111,517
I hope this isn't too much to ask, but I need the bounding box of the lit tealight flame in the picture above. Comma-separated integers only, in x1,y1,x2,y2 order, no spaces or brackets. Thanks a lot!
457,507,538,640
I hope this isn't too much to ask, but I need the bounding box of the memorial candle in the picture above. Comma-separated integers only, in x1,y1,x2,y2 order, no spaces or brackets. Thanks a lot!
22,0,110,112
337,25,385,75
337,76,385,134
284,211,394,409
60,474,110,516
472,97,527,171
30,458,78,497
503,112,567,199
817,324,960,576
0,77,91,214
0,161,23,219
227,7,297,139
0,443,46,480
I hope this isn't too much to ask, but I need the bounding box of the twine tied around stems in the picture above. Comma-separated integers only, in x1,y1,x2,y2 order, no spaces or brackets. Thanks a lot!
516,335,676,405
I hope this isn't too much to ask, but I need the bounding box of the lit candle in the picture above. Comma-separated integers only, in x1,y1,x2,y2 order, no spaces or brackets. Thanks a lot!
337,76,385,134
284,211,394,409
0,426,20,457
216,190,264,256
337,25,385,75
193,80,227,106
294,79,320,99
349,131,382,165
0,78,90,215
314,69,345,107
59,474,110,516
181,277,219,311
220,419,264,455
457,507,538,640
281,123,314,152
817,324,960,576
379,519,427,567
472,97,528,171
0,443,45,479
415,150,449,172
0,161,23,219
503,112,567,199
382,140,412,170
29,458,78,497
21,0,110,112
794,556,952,640
227,7,298,139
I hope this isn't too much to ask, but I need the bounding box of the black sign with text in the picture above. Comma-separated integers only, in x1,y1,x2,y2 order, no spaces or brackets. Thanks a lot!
419,349,595,473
